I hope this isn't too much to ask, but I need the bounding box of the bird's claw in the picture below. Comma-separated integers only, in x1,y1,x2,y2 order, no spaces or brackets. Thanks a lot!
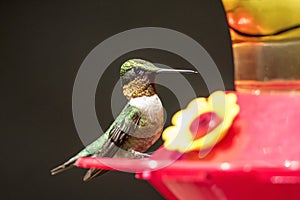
128,149,150,159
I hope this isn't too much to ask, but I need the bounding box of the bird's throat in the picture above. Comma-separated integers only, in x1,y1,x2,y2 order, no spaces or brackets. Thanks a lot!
123,77,156,98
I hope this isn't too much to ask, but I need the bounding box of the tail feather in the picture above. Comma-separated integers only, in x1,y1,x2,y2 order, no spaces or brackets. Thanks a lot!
50,160,75,175
83,168,108,182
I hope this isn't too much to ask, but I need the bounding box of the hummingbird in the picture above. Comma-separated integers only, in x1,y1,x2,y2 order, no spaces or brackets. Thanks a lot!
51,59,197,181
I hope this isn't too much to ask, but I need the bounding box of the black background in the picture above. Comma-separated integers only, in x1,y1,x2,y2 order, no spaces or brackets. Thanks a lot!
1,0,234,199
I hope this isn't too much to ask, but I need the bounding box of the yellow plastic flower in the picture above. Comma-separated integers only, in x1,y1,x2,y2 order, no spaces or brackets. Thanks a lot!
162,91,240,152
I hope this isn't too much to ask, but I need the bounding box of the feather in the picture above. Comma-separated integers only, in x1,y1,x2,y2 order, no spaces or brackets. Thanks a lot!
83,168,108,182
51,103,142,181
50,160,75,175
81,108,141,181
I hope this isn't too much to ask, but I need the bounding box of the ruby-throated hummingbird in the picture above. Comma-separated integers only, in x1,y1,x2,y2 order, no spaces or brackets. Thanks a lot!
51,59,197,181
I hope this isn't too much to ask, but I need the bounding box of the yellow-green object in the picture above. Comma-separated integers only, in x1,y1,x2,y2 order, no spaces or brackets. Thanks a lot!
222,0,300,87
162,91,239,153
222,0,300,41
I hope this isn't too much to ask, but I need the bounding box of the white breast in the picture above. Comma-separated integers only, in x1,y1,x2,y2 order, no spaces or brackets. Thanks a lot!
129,94,164,138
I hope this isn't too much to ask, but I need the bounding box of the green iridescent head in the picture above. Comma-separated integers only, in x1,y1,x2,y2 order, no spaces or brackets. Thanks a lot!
120,59,159,76
120,58,198,87
120,59,160,85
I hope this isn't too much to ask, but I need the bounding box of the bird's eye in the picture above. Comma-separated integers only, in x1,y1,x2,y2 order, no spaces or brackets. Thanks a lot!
134,67,140,74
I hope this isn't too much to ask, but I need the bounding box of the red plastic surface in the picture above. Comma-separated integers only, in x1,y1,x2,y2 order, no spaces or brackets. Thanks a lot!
76,92,300,200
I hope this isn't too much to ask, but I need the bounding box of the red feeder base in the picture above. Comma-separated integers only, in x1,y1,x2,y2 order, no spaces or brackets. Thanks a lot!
76,92,300,200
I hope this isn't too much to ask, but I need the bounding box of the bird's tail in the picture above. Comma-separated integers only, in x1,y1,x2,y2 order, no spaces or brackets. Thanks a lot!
50,160,75,175
83,168,108,182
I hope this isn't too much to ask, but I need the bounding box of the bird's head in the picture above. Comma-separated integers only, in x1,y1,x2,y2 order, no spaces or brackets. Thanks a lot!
120,59,159,86
120,59,197,98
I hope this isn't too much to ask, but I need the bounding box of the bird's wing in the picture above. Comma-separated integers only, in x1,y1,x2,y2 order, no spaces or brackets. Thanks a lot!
83,103,142,181
51,103,141,177
95,103,141,157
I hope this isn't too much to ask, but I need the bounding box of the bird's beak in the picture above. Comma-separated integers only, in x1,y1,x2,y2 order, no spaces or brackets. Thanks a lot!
156,68,198,74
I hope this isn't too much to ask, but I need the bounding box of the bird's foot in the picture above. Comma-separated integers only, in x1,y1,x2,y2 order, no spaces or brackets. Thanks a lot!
128,149,150,159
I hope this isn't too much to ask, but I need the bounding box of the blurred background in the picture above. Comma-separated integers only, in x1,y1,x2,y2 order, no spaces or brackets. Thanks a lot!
0,0,234,199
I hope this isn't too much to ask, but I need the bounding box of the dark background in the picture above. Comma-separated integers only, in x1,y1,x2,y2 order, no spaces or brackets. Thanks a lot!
1,0,234,199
